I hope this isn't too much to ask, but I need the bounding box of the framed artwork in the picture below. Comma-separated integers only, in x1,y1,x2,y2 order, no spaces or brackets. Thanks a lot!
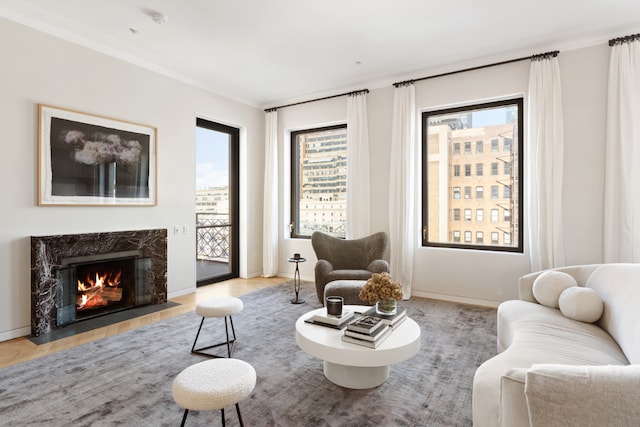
38,104,157,206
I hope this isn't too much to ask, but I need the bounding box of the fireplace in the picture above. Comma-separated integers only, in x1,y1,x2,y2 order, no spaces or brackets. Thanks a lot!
31,229,167,337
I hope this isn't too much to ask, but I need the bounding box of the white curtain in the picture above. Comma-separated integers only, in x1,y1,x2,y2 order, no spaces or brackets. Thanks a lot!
262,110,279,277
604,39,640,262
526,55,566,271
389,83,416,298
346,91,371,238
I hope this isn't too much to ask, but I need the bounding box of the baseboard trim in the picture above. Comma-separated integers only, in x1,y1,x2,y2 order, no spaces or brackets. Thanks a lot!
411,290,500,308
0,326,32,342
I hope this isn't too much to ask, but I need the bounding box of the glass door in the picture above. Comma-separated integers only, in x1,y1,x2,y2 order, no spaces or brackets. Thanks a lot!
195,118,239,285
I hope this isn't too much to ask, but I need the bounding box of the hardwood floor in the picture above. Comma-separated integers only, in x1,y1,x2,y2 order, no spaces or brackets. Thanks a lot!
0,276,288,369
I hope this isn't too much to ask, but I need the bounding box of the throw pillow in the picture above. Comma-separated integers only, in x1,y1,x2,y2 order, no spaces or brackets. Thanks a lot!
532,271,578,308
559,287,604,323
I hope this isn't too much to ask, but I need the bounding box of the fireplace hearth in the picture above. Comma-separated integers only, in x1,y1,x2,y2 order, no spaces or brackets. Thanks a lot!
31,229,167,337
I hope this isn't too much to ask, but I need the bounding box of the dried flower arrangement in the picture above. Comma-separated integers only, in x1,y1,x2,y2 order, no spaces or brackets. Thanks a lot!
359,272,403,304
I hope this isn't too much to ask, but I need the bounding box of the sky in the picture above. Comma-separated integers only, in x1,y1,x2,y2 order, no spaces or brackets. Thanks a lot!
195,127,229,189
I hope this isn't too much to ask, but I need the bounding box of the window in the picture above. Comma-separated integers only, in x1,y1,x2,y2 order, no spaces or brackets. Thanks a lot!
422,97,523,252
453,230,461,242
291,124,347,238
504,162,512,175
491,185,499,199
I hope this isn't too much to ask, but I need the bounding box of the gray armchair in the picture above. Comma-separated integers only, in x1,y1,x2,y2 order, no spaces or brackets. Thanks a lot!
311,231,389,305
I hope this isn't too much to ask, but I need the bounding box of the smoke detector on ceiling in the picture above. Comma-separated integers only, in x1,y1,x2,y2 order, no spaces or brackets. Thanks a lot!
151,13,168,24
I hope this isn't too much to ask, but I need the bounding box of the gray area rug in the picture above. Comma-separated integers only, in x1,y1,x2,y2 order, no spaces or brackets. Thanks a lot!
0,282,497,426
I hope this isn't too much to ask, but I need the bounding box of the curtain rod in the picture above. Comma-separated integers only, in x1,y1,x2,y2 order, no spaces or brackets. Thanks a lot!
609,33,640,46
264,88,369,112
392,50,559,87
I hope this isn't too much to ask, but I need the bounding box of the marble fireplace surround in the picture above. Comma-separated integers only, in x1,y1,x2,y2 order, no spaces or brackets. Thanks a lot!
30,229,167,337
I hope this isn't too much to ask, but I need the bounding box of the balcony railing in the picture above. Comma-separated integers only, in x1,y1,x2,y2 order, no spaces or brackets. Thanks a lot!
196,213,230,262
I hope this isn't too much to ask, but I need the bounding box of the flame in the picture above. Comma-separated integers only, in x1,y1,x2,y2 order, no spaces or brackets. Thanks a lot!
76,269,123,310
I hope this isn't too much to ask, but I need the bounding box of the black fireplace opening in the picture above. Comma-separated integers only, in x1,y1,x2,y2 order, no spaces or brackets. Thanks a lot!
55,251,153,327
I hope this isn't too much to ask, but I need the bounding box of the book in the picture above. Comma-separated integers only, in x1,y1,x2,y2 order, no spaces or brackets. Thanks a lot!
341,326,393,348
344,323,391,341
312,309,355,327
361,307,407,326
346,315,386,335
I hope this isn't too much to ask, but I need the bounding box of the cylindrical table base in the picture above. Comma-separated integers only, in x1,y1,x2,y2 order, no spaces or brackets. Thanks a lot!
323,362,389,389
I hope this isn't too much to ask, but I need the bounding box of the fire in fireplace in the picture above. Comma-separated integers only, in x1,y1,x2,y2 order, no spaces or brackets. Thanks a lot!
56,251,152,326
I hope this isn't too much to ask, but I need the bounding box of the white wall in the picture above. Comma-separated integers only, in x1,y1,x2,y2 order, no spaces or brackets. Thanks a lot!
0,18,264,341
278,43,611,306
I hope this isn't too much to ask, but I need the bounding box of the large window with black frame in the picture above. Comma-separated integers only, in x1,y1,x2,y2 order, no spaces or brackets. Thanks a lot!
422,97,523,252
290,124,347,239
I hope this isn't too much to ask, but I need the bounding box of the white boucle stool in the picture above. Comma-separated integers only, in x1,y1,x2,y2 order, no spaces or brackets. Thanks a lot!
172,358,256,427
192,296,243,358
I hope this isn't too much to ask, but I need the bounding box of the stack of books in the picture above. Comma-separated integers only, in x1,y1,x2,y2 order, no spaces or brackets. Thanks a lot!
362,306,408,329
341,315,392,348
310,309,355,329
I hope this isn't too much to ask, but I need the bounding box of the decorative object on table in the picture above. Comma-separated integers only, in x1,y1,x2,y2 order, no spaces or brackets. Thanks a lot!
325,296,343,316
287,254,306,304
345,315,385,335
359,272,403,315
360,306,408,330
309,308,355,329
38,104,157,206
342,315,392,348
341,326,392,348
311,231,390,305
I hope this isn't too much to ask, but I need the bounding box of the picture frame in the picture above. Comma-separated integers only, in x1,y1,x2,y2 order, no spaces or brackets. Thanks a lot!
38,104,157,206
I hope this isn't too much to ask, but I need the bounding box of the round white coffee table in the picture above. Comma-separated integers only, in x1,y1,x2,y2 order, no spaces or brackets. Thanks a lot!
295,305,421,389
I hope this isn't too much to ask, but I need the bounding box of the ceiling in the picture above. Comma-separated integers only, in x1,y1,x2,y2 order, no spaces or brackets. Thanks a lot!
1,0,640,108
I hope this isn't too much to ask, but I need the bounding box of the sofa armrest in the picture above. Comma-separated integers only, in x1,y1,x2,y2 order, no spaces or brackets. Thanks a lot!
367,259,389,274
314,259,334,303
500,369,530,427
525,364,640,427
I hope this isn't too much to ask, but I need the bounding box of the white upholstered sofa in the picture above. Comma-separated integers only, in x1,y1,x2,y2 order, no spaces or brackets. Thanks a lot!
472,263,640,427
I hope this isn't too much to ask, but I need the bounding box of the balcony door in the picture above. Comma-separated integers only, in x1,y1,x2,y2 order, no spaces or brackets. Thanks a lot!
195,118,239,286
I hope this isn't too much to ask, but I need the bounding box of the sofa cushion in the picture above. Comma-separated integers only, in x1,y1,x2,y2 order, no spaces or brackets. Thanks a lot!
532,271,577,308
525,364,640,427
558,287,603,323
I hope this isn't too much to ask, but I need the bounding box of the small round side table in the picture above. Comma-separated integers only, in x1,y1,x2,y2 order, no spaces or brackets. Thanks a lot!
287,257,306,304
